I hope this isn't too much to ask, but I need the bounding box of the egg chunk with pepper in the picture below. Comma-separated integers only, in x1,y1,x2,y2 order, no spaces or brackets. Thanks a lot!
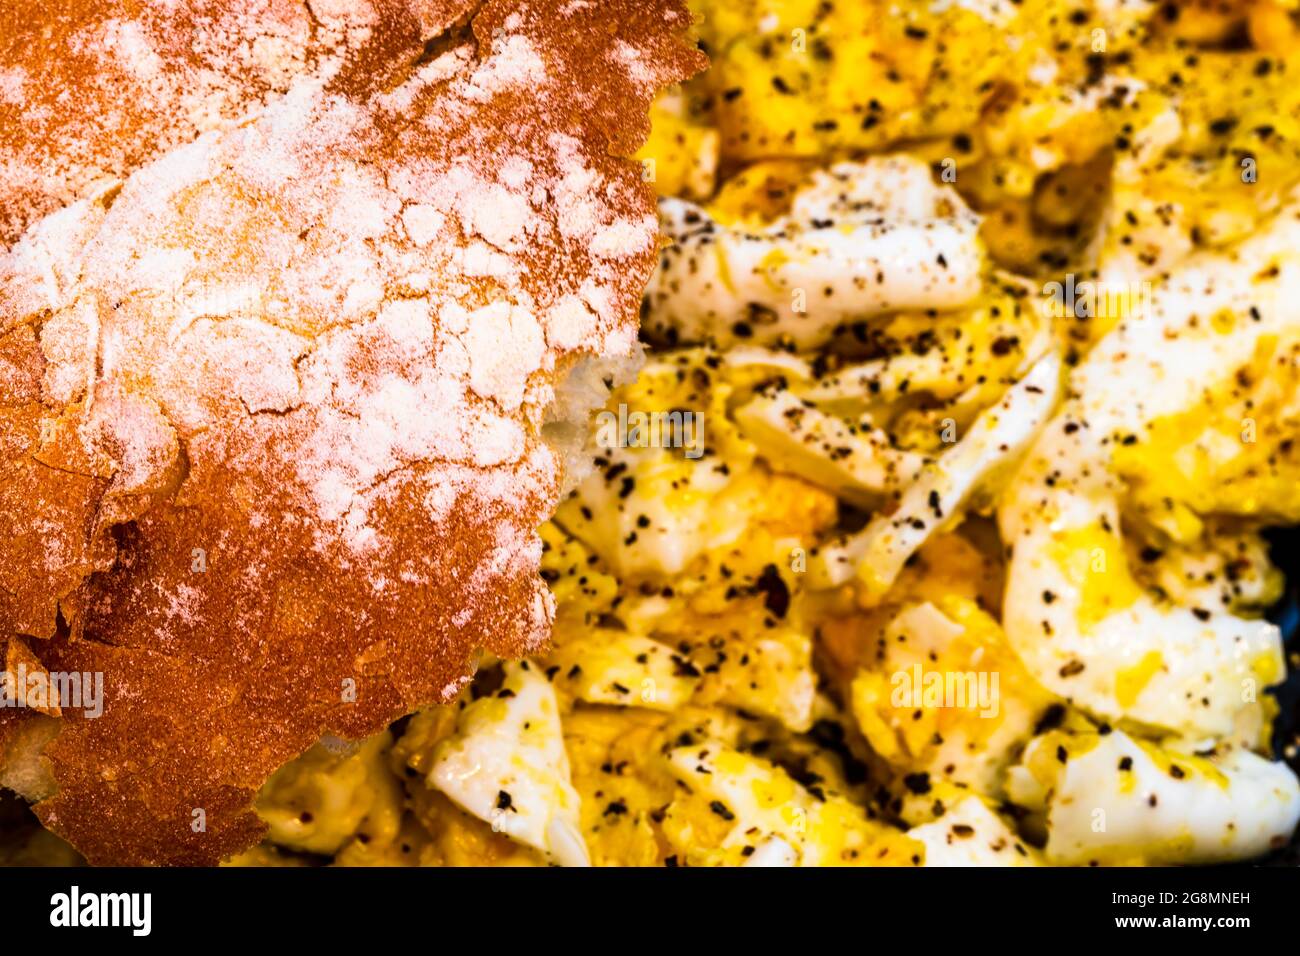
907,794,1041,867
661,740,920,866
426,662,589,866
847,597,1059,806
644,157,984,350
556,348,766,579
1007,727,1300,865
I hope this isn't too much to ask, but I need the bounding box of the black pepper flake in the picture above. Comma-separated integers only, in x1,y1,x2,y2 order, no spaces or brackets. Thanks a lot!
1086,52,1106,86
990,335,1018,357
709,800,736,821
903,772,931,795
754,564,791,619
671,655,701,678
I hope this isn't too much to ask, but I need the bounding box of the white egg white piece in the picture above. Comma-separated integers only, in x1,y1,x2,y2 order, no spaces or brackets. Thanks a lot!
1002,501,1282,742
742,836,800,867
1075,190,1300,439
734,387,929,510
812,350,1060,592
426,661,590,866
566,452,753,578
1007,729,1300,865
701,623,817,733
908,796,1040,866
644,156,984,350
718,344,814,380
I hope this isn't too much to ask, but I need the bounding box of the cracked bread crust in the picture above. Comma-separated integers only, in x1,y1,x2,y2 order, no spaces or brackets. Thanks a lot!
0,0,480,248
0,0,705,865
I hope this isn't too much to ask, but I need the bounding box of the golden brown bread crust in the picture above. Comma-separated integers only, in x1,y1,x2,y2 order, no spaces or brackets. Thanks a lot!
0,321,109,639
0,0,705,864
0,0,482,248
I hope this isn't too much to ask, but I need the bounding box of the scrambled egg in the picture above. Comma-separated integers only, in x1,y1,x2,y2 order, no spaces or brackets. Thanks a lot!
241,0,1300,867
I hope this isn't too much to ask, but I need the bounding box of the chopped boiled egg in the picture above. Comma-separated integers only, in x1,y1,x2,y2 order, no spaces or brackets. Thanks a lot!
644,157,984,350
426,662,590,866
813,350,1060,593
662,741,919,866
1007,728,1300,865
908,795,1041,867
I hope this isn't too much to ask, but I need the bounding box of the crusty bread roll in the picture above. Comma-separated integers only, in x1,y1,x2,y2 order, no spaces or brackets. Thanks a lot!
0,0,704,864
